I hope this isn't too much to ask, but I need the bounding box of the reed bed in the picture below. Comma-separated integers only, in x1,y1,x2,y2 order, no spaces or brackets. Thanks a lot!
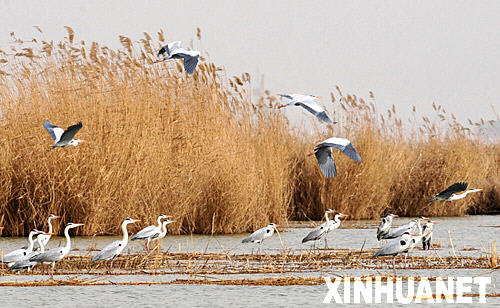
0,27,498,236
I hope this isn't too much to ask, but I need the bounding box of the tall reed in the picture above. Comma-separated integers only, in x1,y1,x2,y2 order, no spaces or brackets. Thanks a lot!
0,28,498,236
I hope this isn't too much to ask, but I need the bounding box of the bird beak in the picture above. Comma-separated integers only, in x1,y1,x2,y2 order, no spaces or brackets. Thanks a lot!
316,96,322,99
432,221,440,224
341,214,349,218
75,223,84,227
307,152,315,157
153,59,163,64
134,219,141,223
411,233,420,236
45,232,56,235
53,216,60,219
277,105,287,109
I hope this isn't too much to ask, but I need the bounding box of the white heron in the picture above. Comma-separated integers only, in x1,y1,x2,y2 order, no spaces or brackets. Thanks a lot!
277,94,336,124
376,214,398,241
43,120,83,147
302,209,334,248
131,214,168,252
422,219,438,250
429,182,482,202
91,218,139,269
29,222,84,274
308,137,362,178
22,214,60,251
155,41,200,74
10,231,53,272
373,232,418,275
1,229,44,265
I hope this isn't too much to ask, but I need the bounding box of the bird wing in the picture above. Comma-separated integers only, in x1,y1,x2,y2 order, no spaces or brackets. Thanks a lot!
58,122,83,144
296,102,334,124
376,218,388,239
383,225,409,239
242,226,269,243
172,49,200,74
373,237,408,257
314,146,337,178
2,249,27,263
438,182,469,197
29,247,63,262
319,137,362,162
92,240,123,261
302,224,327,243
158,41,182,56
43,120,64,142
278,94,294,100
131,225,157,240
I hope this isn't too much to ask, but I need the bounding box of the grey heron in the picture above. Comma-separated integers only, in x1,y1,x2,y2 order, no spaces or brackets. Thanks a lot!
131,214,168,252
277,94,336,124
155,41,200,74
43,120,83,147
29,222,84,274
10,231,53,272
377,214,398,241
242,223,278,253
308,137,362,178
22,214,60,250
91,218,139,269
302,209,335,248
1,229,44,265
151,219,175,250
422,219,438,250
373,232,418,275
325,213,348,248
429,182,482,202
382,219,419,240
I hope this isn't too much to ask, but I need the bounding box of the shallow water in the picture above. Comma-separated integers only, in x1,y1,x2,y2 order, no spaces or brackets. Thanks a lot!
1,215,499,307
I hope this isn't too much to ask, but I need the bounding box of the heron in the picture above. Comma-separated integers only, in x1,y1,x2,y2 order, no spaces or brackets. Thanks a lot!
422,219,439,250
308,137,362,178
151,219,175,251
22,214,60,251
302,209,334,248
131,214,168,252
377,214,398,241
373,232,418,276
43,120,83,147
324,213,348,248
382,219,420,240
155,41,200,74
277,94,336,124
91,218,139,269
242,223,278,253
429,182,482,203
1,229,44,265
10,231,53,272
29,222,84,276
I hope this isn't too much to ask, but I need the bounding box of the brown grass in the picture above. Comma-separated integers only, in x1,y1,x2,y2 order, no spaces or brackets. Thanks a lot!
0,27,498,236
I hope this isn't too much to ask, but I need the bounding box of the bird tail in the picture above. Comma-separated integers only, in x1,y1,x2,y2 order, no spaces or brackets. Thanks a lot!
241,237,251,243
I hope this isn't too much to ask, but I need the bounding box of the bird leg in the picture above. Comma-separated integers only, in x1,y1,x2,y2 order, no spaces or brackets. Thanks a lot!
392,256,397,277
324,236,329,249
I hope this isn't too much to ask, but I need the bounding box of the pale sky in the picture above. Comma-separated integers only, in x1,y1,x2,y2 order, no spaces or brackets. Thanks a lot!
1,0,499,123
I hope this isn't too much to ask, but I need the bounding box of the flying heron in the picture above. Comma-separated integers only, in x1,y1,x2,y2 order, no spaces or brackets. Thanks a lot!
91,218,139,269
308,137,362,178
131,214,168,252
29,222,84,276
43,120,83,147
155,41,200,74
376,214,398,241
429,182,482,202
277,94,336,124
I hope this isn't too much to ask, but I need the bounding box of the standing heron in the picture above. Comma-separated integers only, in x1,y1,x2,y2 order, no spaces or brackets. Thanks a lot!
242,223,278,253
429,182,482,203
131,214,168,252
277,94,336,124
324,213,348,248
43,120,83,148
22,214,60,251
91,218,139,269
29,222,84,275
373,232,418,276
302,209,335,248
1,229,44,265
151,219,175,250
155,41,200,74
377,214,398,241
422,219,438,250
308,137,362,178
10,231,53,272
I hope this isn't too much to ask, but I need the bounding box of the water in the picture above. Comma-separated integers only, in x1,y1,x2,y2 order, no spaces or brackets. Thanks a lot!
1,215,499,307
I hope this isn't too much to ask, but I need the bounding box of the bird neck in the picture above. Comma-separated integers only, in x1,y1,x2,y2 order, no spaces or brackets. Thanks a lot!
324,212,330,223
121,222,130,243
162,222,168,233
48,218,53,233
27,232,36,252
416,222,422,236
64,226,72,252
37,235,45,253
334,215,341,224
157,217,163,228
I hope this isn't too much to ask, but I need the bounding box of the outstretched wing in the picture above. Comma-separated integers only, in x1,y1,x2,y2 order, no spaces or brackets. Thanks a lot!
278,94,294,100
314,146,337,178
319,137,362,162
431,182,468,201
43,120,64,142
91,240,123,262
171,48,200,74
158,41,182,56
296,102,334,124
58,122,82,144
